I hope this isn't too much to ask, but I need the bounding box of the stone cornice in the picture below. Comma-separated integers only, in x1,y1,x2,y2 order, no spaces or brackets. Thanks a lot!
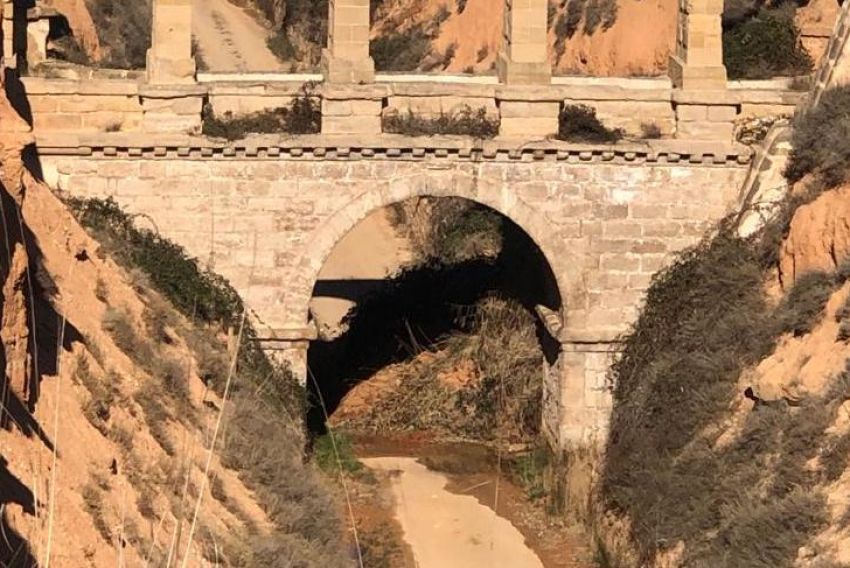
34,134,753,166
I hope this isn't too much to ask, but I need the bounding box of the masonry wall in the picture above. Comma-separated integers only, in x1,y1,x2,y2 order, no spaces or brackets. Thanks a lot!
40,146,747,444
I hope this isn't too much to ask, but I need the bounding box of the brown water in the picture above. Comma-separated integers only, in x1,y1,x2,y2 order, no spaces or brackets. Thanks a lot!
351,435,594,568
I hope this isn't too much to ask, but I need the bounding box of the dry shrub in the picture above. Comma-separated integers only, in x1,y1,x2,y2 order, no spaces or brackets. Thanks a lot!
264,0,327,66
557,104,624,143
820,430,850,483
82,479,112,542
602,220,850,565
774,271,838,336
389,197,503,264
639,122,663,139
85,0,151,69
382,108,499,138
583,0,617,35
723,5,812,80
75,357,117,435
786,86,850,188
221,391,348,566
370,26,434,71
202,86,321,140
335,296,543,443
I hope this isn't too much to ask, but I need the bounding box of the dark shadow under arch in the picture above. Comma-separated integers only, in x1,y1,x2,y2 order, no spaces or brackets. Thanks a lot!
306,197,563,434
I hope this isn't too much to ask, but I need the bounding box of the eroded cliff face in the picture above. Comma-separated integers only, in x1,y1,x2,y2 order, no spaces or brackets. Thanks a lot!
42,0,102,60
0,80,346,565
780,184,850,287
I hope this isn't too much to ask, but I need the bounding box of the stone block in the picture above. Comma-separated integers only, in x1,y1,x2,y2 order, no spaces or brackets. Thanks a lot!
322,114,381,135
142,95,204,114
676,103,708,121
142,112,201,134
33,113,83,130
499,116,558,137
497,53,552,85
668,55,727,90
676,119,734,140
706,104,738,121
322,50,375,84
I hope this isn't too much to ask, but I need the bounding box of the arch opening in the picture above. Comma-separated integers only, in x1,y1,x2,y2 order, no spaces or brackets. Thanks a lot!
305,196,563,443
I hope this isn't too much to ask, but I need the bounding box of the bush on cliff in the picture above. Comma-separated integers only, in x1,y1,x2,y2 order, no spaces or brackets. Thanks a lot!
722,5,812,80
785,86,850,188
601,219,848,566
85,0,152,69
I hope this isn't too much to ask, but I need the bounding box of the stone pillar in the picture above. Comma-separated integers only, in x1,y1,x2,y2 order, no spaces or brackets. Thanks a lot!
321,0,375,84
497,0,550,85
146,0,196,84
321,85,384,134
25,16,50,68
557,341,616,448
668,0,727,90
2,0,17,70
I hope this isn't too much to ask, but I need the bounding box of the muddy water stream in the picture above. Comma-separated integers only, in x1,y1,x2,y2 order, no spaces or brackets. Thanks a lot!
350,436,593,568
362,456,544,567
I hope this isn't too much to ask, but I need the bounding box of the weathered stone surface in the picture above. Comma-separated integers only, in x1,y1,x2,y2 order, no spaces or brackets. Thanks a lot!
147,0,195,84
498,0,551,85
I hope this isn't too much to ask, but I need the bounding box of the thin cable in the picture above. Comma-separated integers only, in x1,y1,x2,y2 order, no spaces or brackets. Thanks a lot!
180,314,246,567
307,366,364,568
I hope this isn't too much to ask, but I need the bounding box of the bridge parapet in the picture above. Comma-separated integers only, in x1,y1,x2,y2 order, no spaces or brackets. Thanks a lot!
19,74,806,142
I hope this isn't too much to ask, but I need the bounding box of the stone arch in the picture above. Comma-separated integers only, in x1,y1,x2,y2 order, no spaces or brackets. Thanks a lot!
295,168,580,446
283,169,580,331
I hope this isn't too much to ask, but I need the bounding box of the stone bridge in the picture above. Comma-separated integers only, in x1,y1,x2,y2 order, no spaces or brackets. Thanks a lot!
4,0,843,447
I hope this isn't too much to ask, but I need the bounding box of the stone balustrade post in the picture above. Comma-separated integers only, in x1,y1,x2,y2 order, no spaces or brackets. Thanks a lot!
669,0,737,140
2,0,18,70
146,0,196,84
497,0,551,85
322,0,375,84
668,0,727,89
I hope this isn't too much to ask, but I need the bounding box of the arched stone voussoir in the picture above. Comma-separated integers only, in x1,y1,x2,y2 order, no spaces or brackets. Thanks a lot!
283,171,574,329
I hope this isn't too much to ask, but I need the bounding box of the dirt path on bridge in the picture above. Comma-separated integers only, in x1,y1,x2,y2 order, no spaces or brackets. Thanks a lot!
192,0,284,72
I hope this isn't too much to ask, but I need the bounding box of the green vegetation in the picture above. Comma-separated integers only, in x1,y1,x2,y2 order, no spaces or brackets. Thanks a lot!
202,86,321,140
313,430,364,476
557,104,624,143
85,0,151,69
507,445,550,501
382,108,499,138
785,86,850,188
723,5,812,80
